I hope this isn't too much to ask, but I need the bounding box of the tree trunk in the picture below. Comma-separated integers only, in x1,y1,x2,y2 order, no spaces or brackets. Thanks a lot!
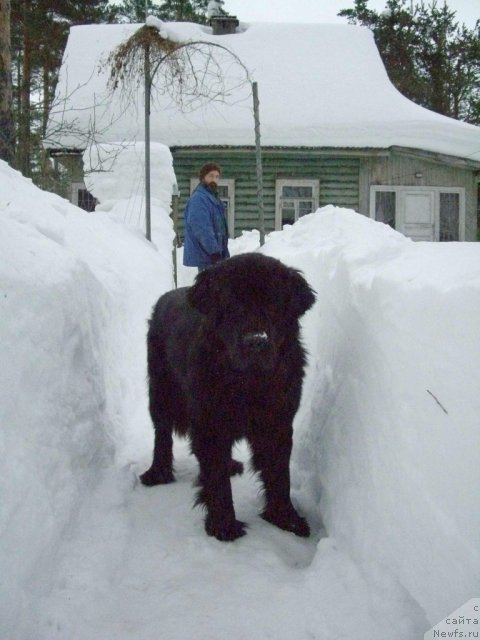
0,0,15,165
17,0,32,176
42,62,49,137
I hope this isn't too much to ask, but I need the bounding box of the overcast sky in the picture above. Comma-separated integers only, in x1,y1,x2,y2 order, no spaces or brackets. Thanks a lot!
224,0,478,28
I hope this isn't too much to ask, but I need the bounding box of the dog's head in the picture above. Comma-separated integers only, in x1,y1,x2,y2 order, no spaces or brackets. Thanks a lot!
187,253,315,372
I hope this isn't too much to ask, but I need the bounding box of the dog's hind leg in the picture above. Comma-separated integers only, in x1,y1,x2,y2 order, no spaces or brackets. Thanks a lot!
140,417,174,486
140,358,175,486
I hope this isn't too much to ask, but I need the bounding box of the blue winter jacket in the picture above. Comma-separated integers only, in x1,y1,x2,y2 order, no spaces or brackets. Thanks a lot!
183,183,230,268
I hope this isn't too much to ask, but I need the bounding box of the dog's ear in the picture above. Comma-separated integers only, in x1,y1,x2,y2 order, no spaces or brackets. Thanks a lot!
283,267,316,318
187,268,218,315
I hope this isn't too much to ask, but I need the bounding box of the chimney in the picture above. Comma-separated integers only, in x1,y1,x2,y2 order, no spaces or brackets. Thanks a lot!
210,15,239,35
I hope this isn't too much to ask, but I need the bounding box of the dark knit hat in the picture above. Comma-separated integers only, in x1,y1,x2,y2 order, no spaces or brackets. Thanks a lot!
199,162,222,181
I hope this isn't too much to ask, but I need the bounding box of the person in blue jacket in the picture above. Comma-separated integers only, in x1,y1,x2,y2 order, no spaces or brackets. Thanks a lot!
183,163,230,271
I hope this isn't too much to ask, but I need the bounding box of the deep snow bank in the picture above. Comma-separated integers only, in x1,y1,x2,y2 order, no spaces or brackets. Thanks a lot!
261,208,480,625
83,141,176,254
0,160,173,632
2,156,478,636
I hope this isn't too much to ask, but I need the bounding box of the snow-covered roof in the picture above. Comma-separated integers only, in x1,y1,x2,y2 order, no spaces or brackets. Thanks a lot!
46,21,480,162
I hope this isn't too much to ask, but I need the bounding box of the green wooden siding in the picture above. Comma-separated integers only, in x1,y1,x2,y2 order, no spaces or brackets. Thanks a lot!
171,148,360,237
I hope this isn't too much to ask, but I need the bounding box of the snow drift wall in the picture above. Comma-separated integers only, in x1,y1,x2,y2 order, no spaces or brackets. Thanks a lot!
83,141,176,256
263,208,480,625
2,157,478,634
1,213,113,630
0,161,173,632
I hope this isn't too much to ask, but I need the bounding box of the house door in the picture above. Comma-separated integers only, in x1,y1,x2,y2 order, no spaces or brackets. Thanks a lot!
398,190,435,241
370,186,465,242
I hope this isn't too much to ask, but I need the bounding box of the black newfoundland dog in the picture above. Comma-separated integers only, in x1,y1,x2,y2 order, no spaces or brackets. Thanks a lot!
140,253,315,542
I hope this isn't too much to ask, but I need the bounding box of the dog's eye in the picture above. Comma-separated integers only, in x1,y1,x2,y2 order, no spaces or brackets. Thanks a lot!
215,306,235,324
264,302,279,320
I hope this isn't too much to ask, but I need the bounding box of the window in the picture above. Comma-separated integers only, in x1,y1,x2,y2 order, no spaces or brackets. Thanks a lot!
439,192,459,241
275,179,319,230
370,186,465,242
190,178,235,238
375,191,396,228
71,183,97,212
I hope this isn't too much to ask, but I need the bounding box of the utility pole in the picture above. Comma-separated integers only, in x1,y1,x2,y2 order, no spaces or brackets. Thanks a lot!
252,81,265,246
171,183,180,287
144,0,152,241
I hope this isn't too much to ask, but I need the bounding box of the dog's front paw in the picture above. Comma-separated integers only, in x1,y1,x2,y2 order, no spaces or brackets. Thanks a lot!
205,514,247,542
140,466,174,486
262,507,310,538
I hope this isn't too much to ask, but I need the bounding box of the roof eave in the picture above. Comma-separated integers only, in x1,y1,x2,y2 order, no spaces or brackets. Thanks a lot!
390,145,480,170
46,143,480,170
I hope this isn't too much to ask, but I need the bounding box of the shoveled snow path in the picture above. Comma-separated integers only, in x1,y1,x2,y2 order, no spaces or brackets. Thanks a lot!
30,440,422,640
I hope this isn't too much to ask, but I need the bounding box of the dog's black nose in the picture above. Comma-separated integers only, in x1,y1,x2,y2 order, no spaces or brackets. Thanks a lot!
242,331,269,351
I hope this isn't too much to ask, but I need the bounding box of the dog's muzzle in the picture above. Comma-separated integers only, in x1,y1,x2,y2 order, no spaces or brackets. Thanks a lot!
242,331,270,351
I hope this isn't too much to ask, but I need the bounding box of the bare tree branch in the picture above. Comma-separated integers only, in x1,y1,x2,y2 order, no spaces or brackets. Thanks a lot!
105,25,252,116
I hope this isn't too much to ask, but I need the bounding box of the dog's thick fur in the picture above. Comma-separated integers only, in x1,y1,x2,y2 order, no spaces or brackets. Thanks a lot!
140,253,315,541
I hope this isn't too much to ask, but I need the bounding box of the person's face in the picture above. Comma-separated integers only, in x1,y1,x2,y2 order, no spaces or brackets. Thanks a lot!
203,170,220,190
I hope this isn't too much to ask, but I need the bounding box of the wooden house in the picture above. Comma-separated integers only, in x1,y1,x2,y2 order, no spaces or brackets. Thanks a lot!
46,19,480,241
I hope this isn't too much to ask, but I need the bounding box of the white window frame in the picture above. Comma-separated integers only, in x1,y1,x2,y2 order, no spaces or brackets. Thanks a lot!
190,178,235,238
369,185,465,241
275,179,319,230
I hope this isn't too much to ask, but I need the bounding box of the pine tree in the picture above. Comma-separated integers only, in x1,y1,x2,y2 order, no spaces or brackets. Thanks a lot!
157,0,208,22
110,0,209,23
0,0,14,164
10,0,114,179
9,0,209,181
109,0,161,22
416,4,479,123
448,23,480,124
416,2,458,115
338,0,480,125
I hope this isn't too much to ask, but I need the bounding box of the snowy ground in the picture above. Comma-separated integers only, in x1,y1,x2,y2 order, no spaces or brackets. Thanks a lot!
1,159,479,639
